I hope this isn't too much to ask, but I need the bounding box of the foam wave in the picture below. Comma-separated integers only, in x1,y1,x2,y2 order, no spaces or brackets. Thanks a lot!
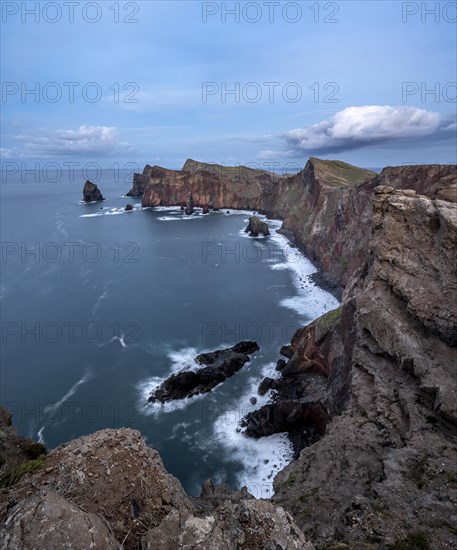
43,371,93,418
210,362,292,498
92,282,111,316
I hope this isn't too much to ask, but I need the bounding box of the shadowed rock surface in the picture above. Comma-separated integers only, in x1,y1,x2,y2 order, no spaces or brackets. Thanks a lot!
148,341,260,403
83,180,104,202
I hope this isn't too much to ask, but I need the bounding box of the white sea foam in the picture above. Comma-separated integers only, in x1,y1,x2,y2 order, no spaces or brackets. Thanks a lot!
209,362,292,498
37,426,45,445
43,371,93,418
92,282,111,316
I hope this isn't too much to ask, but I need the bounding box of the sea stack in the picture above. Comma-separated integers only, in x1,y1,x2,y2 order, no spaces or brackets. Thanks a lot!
185,193,194,215
245,216,270,236
83,180,104,202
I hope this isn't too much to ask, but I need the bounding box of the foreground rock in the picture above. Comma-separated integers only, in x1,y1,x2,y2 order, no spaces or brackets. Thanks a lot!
245,215,270,236
149,341,259,403
83,180,104,202
0,424,314,550
270,189,457,548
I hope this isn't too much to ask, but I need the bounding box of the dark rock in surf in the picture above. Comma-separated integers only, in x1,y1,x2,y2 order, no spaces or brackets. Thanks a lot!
148,341,259,403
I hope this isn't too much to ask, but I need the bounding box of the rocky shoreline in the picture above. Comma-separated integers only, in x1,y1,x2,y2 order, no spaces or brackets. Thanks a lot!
1,159,456,549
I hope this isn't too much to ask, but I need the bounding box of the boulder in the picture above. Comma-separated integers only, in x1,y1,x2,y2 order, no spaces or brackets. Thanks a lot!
279,345,294,358
125,204,133,211
258,376,276,396
202,205,210,214
83,180,104,202
244,215,270,236
149,342,260,403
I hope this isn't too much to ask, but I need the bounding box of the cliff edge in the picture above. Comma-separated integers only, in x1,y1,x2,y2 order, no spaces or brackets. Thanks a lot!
271,188,457,548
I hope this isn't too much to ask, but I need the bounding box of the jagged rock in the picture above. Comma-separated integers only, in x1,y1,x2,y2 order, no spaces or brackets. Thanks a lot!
279,345,294,358
142,483,314,550
245,215,270,236
0,422,314,550
149,342,259,403
1,490,120,549
272,190,457,548
276,359,286,371
258,376,276,396
202,205,210,214
125,204,133,211
83,180,104,202
185,193,194,215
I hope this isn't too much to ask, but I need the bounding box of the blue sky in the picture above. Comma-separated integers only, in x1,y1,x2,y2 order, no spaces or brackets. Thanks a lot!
1,0,456,171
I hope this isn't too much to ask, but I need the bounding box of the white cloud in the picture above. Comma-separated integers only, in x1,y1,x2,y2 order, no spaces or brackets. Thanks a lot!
283,105,442,154
8,125,136,158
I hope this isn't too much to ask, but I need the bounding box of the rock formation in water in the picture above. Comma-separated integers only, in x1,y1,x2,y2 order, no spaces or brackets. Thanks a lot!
0,411,313,549
148,341,259,403
82,180,104,202
185,193,194,215
245,215,270,236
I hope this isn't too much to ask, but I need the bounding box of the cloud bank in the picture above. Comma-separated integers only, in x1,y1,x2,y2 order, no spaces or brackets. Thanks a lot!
259,106,453,159
1,125,136,159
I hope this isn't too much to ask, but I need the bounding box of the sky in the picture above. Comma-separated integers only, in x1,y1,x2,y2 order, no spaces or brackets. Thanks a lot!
1,0,456,173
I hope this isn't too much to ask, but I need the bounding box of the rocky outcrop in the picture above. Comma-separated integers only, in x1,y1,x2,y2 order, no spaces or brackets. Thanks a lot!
132,159,456,294
125,203,133,211
269,189,457,548
245,215,270,236
83,180,104,202
148,341,260,403
0,423,314,550
185,193,194,215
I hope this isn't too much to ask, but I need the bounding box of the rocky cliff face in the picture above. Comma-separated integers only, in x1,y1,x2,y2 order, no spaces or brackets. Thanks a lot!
0,415,314,549
132,158,456,294
270,188,457,548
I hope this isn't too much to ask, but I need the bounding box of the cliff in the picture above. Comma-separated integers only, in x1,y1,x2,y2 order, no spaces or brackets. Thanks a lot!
270,188,457,548
130,158,456,294
0,416,314,549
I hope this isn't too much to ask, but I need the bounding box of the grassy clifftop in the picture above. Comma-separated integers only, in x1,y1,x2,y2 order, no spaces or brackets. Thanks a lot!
182,158,280,181
309,157,376,187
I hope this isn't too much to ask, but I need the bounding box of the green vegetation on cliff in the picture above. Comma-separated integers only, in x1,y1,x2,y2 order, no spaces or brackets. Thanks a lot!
309,157,375,187
182,158,280,181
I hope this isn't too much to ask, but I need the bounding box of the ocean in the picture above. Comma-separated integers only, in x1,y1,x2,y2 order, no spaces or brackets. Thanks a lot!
0,168,339,498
